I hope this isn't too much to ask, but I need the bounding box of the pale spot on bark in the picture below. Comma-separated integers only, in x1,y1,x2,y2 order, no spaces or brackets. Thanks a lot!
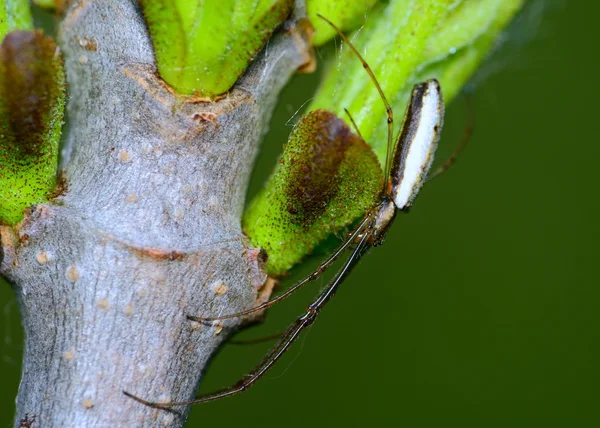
214,282,228,296
66,265,80,283
98,299,109,310
119,150,132,163
64,350,74,360
36,251,49,264
190,321,202,331
174,207,183,220
78,38,98,51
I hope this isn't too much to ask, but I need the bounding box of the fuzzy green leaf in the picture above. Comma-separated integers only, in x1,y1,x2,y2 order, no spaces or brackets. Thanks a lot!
307,0,380,46
139,0,294,97
243,110,382,276
0,30,66,224
0,0,33,38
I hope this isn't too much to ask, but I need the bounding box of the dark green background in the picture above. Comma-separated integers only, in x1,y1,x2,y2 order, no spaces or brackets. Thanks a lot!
1,1,598,426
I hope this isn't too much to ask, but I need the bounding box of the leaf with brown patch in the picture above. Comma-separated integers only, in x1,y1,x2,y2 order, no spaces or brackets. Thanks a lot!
243,109,383,276
0,30,66,224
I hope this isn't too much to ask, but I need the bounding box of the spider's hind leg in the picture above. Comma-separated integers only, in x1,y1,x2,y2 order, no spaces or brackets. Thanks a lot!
124,233,372,408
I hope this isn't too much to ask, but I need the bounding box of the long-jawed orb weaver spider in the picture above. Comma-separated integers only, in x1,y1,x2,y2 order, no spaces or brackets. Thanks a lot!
124,14,472,408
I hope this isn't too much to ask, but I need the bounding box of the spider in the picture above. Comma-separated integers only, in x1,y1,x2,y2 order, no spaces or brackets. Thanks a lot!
124,14,472,408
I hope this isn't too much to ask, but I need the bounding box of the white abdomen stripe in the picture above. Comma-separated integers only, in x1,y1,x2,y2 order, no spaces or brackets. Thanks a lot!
391,79,444,209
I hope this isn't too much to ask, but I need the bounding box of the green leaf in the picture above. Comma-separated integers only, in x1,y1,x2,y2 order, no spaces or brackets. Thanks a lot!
310,0,524,165
32,0,55,10
0,30,65,225
307,0,380,46
243,110,382,276
0,0,33,38
139,0,294,97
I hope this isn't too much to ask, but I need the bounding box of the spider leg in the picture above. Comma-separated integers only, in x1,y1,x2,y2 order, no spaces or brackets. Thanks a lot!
344,108,365,141
317,14,394,196
188,211,374,322
427,95,474,182
124,232,372,408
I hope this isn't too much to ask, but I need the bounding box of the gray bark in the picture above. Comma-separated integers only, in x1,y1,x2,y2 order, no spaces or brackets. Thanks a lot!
0,0,311,426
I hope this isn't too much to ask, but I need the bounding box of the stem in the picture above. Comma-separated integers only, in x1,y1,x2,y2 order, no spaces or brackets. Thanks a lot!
0,0,311,426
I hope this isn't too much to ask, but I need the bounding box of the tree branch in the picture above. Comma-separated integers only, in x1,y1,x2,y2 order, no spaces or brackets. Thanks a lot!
0,0,311,426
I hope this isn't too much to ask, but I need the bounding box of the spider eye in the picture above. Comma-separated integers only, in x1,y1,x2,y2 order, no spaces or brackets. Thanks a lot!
391,79,444,209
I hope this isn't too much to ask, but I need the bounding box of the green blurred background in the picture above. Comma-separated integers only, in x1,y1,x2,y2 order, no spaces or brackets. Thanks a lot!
1,1,598,426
